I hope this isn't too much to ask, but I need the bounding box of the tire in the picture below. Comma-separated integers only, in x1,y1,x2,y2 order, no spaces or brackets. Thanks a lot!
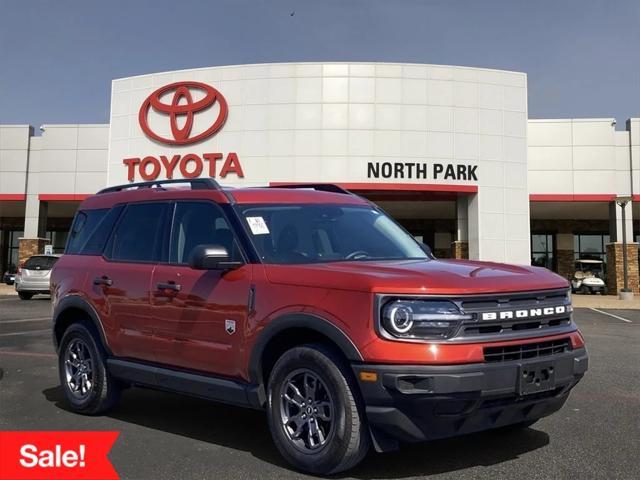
58,322,121,415
18,292,33,300
266,344,370,475
580,285,589,295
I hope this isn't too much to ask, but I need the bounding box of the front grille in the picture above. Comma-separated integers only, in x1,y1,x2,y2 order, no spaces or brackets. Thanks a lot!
460,291,568,311
454,288,573,340
461,317,571,336
483,338,571,363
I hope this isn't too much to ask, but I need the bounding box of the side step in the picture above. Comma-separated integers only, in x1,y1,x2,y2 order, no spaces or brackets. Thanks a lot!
107,359,264,409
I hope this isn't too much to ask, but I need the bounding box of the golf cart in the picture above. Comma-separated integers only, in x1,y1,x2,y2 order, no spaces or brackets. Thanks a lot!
571,259,606,294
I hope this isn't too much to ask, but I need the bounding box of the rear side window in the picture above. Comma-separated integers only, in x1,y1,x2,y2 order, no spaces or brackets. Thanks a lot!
81,206,123,255
66,207,123,255
66,209,108,254
105,203,168,263
24,256,58,270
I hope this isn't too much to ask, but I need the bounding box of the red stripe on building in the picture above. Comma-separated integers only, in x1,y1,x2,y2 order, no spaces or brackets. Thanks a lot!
269,182,478,193
38,194,92,201
0,194,26,201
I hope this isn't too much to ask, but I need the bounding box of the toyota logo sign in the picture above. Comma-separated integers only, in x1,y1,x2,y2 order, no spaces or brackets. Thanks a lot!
138,81,228,145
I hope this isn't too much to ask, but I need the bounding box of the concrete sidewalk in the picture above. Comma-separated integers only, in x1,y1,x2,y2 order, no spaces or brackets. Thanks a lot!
0,283,16,296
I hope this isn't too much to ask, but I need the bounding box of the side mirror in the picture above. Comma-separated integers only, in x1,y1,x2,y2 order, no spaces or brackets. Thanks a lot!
188,244,243,270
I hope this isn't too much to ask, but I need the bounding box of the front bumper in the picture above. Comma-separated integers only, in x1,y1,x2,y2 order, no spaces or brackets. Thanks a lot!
352,347,588,451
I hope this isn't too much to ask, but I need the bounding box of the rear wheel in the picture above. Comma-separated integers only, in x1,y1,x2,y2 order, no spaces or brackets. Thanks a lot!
580,284,589,295
18,292,33,300
266,344,370,475
58,323,121,415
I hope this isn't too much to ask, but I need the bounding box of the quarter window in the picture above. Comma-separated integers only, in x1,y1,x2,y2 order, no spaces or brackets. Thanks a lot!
66,209,109,254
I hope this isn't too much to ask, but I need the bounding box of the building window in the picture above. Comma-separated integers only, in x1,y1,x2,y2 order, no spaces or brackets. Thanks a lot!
45,231,69,254
574,234,609,265
531,234,554,270
6,230,23,271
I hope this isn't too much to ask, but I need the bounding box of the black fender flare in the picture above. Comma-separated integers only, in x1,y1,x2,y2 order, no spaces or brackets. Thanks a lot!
52,295,110,354
248,313,363,384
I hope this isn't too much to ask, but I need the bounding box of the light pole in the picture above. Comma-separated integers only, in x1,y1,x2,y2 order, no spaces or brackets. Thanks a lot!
616,196,633,300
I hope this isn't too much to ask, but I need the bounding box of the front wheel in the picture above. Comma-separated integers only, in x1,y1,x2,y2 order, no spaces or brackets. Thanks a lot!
18,292,33,300
266,344,370,475
58,323,121,415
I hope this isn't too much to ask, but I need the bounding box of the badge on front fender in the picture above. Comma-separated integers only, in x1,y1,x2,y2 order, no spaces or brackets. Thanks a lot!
225,319,236,335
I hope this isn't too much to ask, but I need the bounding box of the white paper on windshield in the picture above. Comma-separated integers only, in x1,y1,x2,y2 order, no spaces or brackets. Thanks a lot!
246,216,270,235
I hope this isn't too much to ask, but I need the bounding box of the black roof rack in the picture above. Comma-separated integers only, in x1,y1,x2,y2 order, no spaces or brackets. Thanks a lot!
96,178,236,203
268,183,353,195
97,178,221,194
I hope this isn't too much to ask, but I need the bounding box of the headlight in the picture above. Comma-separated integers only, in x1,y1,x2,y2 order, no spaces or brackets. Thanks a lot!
381,299,471,340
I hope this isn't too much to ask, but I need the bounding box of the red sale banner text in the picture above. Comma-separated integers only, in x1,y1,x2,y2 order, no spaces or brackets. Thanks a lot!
0,431,119,480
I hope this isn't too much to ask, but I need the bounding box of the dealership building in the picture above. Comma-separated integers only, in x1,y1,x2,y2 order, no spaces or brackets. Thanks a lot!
1,62,639,293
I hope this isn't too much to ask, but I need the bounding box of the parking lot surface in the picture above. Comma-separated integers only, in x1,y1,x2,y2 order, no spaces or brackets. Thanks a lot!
1,295,638,479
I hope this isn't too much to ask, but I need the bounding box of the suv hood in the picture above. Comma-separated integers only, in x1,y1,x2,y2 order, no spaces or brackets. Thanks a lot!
265,259,568,295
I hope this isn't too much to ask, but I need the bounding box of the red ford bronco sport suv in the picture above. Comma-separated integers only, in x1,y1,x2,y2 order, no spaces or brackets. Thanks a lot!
51,179,588,474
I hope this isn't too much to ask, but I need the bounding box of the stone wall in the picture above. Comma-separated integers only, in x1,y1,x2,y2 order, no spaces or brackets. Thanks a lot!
18,238,48,265
452,241,469,260
556,250,574,281
605,243,639,294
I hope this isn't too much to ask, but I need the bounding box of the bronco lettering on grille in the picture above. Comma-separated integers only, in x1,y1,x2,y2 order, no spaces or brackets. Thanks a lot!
481,305,567,321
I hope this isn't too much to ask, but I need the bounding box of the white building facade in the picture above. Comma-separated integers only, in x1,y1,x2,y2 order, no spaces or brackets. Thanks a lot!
0,63,638,292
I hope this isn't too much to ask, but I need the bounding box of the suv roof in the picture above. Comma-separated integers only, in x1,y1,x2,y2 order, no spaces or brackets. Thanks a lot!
82,180,370,210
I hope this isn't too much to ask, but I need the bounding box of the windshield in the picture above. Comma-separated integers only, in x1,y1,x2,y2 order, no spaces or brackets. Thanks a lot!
237,204,430,264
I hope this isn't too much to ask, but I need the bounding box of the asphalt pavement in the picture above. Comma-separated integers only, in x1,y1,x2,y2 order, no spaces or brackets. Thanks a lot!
1,294,638,479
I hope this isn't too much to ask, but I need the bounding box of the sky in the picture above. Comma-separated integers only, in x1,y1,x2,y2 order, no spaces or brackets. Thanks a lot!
0,0,638,130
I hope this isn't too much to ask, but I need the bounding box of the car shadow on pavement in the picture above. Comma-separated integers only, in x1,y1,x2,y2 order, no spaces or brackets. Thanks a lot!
43,385,549,478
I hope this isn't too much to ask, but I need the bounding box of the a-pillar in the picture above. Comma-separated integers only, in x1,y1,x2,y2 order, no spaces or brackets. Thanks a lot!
452,195,469,259
18,195,48,264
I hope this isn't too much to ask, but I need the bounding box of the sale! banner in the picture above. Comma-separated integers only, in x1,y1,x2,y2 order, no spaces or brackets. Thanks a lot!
0,431,119,480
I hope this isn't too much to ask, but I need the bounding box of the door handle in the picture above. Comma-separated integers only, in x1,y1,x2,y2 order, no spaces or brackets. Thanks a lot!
156,281,181,292
93,275,113,287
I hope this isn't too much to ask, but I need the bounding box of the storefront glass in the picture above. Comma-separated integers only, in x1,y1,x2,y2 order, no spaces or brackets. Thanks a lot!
6,230,23,272
574,234,609,262
45,231,69,254
531,234,554,270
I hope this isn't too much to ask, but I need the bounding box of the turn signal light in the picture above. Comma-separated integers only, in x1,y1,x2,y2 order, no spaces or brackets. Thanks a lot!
571,332,585,349
359,371,378,382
